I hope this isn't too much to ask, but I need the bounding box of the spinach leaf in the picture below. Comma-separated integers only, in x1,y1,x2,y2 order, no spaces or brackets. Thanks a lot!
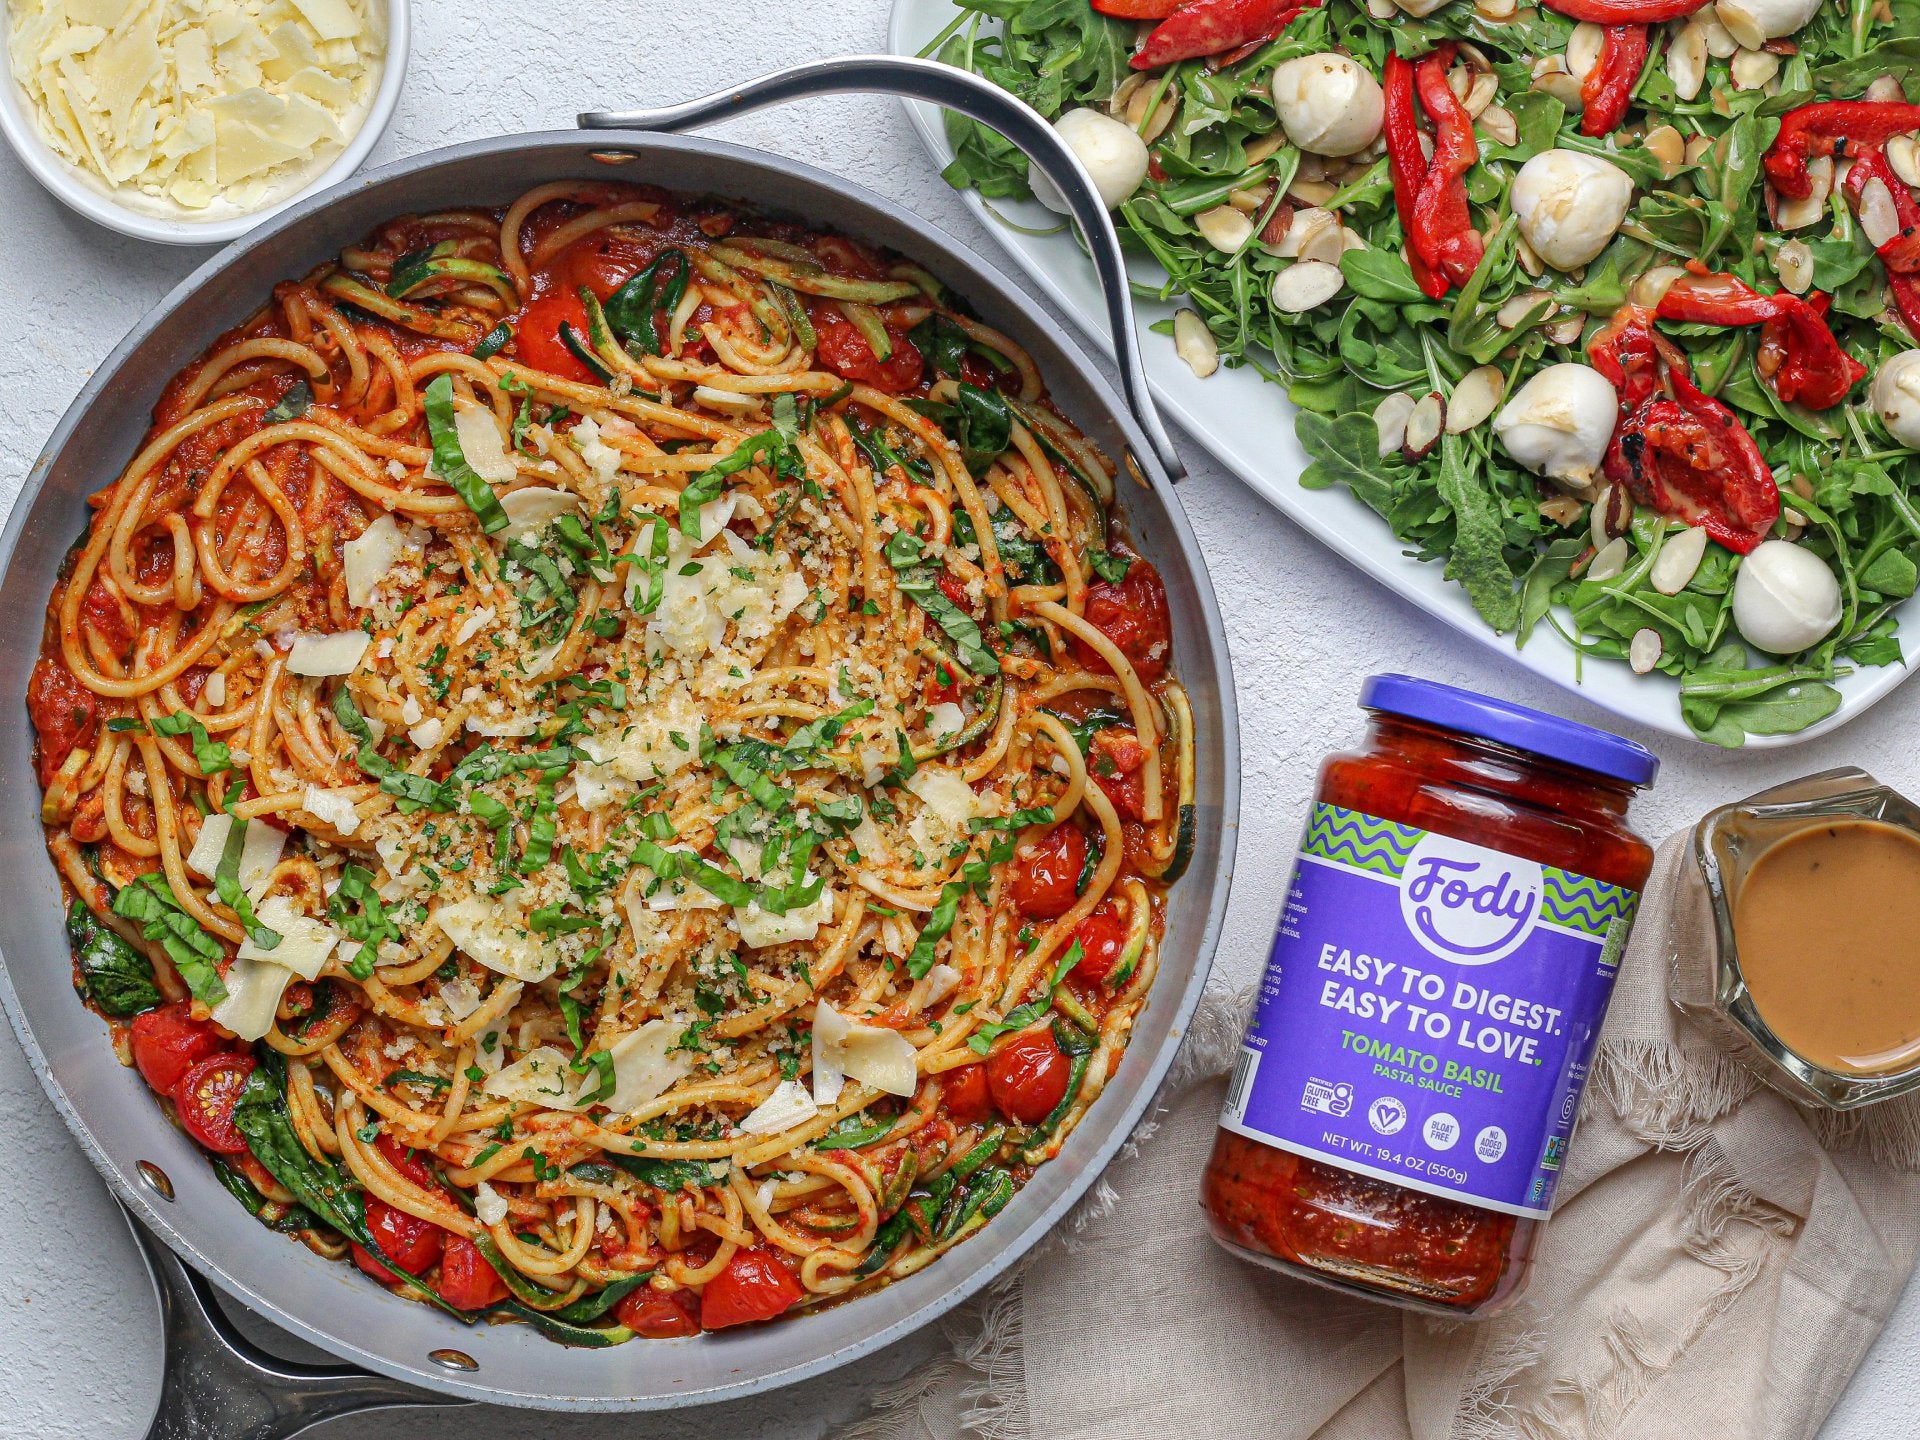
68,901,160,1015
263,379,311,424
603,250,689,356
607,1154,727,1191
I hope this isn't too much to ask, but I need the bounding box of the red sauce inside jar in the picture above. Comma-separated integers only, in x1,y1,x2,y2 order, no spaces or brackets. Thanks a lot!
1200,677,1656,1315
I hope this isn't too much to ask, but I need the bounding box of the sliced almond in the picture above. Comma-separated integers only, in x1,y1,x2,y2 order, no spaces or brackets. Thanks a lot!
1650,524,1709,595
1629,628,1663,675
1172,310,1219,379
1586,536,1630,583
1244,129,1289,164
1445,366,1505,434
1644,125,1686,179
1287,177,1339,207
1539,494,1586,526
1697,6,1739,57
1496,289,1553,329
1270,260,1347,313
1772,239,1814,295
1515,233,1545,278
1464,71,1500,119
1772,154,1834,231
1545,315,1586,345
1123,77,1177,143
1667,22,1708,102
1403,392,1445,459
1449,64,1474,102
1860,177,1902,248
1271,206,1338,259
1478,103,1519,147
1630,263,1686,308
1868,74,1908,103
1194,204,1254,254
1684,133,1715,166
1730,48,1780,90
1476,0,1518,20
1367,0,1395,18
1590,485,1618,549
1568,23,1606,84
1299,218,1350,266
1890,134,1920,189
1228,184,1273,214
1374,392,1417,458
1531,55,1586,108
1342,226,1369,253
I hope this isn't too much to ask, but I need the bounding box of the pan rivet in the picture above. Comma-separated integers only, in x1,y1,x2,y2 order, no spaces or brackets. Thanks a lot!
136,1161,175,1201
428,1348,479,1372
587,150,640,165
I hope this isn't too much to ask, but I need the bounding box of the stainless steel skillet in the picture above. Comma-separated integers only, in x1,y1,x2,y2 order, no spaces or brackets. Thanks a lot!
0,56,1240,1434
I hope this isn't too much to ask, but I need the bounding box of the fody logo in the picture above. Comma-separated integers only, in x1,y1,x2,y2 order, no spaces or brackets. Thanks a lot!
1397,832,1542,965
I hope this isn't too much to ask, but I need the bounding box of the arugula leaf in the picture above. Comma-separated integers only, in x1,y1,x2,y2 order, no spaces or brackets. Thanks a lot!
424,373,508,534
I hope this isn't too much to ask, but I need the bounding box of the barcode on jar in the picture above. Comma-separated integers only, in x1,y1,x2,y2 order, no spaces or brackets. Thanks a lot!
1223,1047,1260,1124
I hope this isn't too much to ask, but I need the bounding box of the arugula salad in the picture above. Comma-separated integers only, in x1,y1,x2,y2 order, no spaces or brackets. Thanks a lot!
925,0,1920,743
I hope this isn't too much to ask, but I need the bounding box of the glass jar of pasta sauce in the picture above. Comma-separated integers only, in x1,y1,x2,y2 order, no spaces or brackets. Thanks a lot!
1201,675,1657,1315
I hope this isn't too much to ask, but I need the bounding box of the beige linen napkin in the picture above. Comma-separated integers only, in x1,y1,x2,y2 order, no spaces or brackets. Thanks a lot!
858,833,1920,1440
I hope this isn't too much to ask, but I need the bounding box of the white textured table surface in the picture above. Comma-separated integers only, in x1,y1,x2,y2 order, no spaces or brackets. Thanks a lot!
1,1,1917,1435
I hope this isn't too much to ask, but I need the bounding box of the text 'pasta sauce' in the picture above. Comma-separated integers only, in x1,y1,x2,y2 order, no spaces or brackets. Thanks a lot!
1733,821,1920,1076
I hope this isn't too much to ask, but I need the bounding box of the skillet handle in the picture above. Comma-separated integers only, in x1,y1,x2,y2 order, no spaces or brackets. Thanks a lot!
580,53,1187,484
123,1205,471,1440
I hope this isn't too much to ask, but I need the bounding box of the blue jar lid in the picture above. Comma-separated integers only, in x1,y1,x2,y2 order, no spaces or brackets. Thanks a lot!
1359,674,1660,787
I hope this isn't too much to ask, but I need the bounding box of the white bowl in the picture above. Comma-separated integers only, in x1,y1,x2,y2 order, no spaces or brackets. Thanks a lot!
0,0,410,247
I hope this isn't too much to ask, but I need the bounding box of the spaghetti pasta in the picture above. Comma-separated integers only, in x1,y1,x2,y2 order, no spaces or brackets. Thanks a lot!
30,182,1194,1340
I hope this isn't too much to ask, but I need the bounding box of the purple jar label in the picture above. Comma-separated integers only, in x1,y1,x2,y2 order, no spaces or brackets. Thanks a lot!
1220,804,1641,1218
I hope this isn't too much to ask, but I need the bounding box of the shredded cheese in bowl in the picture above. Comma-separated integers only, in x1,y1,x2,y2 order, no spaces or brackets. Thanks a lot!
5,0,386,222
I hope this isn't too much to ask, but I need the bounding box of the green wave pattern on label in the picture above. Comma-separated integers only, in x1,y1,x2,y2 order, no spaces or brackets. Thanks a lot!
1302,805,1639,940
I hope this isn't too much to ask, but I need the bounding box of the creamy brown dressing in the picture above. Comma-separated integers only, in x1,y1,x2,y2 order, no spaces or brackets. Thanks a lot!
1733,820,1920,1076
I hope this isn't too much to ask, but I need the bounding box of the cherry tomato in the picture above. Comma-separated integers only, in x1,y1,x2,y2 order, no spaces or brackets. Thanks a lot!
986,1025,1072,1124
699,1247,804,1330
173,1052,256,1155
937,570,972,610
942,1063,993,1127
351,1198,446,1284
1070,901,1132,986
1090,727,1149,821
616,1285,702,1338
511,289,593,381
130,1003,225,1095
1079,559,1173,684
28,657,99,788
811,307,925,393
436,1236,509,1311
1009,824,1088,919
375,1132,438,1189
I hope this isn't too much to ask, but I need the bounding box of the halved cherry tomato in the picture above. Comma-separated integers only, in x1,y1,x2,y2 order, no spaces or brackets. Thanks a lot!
131,1003,225,1095
511,289,593,381
28,657,99,788
616,1285,703,1337
1070,900,1132,986
942,1063,993,1127
811,307,925,393
436,1235,509,1311
1090,727,1149,821
173,1052,255,1155
1009,824,1088,919
375,1132,438,1189
1079,560,1173,683
699,1247,804,1330
986,1025,1071,1124
352,1198,445,1284
937,570,972,610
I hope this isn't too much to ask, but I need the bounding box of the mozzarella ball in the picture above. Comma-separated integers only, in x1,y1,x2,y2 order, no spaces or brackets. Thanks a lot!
1512,150,1635,271
1493,363,1619,489
1030,109,1150,214
1271,54,1385,157
1714,0,1822,50
1732,540,1842,655
1872,349,1920,449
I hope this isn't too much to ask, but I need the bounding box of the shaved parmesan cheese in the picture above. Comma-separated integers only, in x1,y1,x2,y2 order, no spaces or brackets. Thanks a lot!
211,954,296,1041
203,672,228,708
454,606,496,646
451,406,517,484
811,1003,920,1101
437,974,483,1021
432,896,559,982
498,486,579,542
289,0,361,41
237,895,338,978
302,785,360,836
342,515,402,607
570,417,623,483
186,814,285,898
906,767,980,830
287,630,369,676
483,1046,586,1110
734,884,834,949
473,1181,509,1227
927,703,966,739
582,685,701,784
408,717,445,750
740,1079,819,1135
602,1020,693,1114
925,964,963,1007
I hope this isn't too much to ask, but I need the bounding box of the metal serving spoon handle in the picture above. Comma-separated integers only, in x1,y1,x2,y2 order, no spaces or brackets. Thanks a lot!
125,1205,469,1440
581,53,1188,485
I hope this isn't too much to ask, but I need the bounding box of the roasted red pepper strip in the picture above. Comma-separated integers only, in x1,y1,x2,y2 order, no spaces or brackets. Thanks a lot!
1580,26,1648,139
1540,0,1706,19
1841,148,1920,340
1588,307,1779,553
1092,0,1180,16
1411,45,1484,290
1656,268,1866,409
1764,101,1920,200
1383,54,1447,300
1130,0,1299,68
